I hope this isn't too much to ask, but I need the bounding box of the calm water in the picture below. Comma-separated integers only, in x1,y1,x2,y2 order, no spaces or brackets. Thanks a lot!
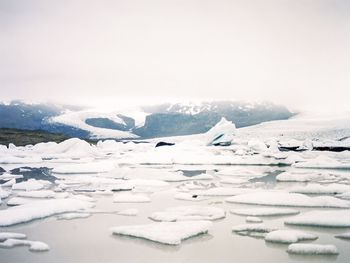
1,165,350,263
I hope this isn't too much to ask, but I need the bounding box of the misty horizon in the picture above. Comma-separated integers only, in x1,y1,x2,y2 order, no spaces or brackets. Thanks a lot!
1,0,350,111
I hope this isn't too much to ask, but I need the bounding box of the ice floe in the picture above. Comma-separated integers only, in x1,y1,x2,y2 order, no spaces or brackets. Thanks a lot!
246,216,263,223
290,183,350,195
285,210,350,227
335,232,350,240
111,220,212,245
12,179,51,191
149,206,225,222
0,238,50,251
57,212,91,220
226,191,349,208
174,192,209,201
231,208,300,217
232,223,276,235
0,232,26,241
117,208,139,216
17,190,57,198
287,244,338,255
293,155,350,169
0,198,94,226
265,230,317,244
0,186,11,199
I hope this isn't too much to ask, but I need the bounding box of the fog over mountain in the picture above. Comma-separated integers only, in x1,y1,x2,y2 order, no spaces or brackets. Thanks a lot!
1,0,350,111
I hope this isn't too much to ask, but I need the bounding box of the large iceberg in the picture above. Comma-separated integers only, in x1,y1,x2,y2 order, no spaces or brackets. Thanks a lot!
205,118,236,146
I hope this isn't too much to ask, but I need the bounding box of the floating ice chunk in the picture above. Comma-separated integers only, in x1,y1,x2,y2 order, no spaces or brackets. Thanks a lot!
335,232,350,240
0,232,26,241
0,238,49,251
248,139,267,152
113,193,151,203
232,223,276,233
111,220,212,245
17,190,56,198
7,197,40,206
12,179,50,191
265,230,318,244
174,193,209,201
120,168,212,182
206,118,236,146
293,155,350,169
150,206,225,222
290,183,350,195
118,208,139,216
287,244,338,255
285,210,350,227
52,161,116,174
194,187,255,197
231,208,300,217
0,156,42,164
0,198,94,226
0,173,23,180
57,212,91,220
246,216,263,223
226,191,349,208
276,171,323,182
1,178,16,187
0,186,11,199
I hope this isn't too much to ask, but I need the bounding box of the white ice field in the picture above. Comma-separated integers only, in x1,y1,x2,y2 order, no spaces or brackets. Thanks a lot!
1,113,350,262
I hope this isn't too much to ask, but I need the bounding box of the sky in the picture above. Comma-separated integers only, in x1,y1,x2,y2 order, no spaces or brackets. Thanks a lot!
1,0,350,111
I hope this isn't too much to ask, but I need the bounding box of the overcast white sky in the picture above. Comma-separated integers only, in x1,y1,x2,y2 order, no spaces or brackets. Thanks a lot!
1,0,350,110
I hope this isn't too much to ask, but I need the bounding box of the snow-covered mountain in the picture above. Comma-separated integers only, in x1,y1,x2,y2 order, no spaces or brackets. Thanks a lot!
0,100,294,139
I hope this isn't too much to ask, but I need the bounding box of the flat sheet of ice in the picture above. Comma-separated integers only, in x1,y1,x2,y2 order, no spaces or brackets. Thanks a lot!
287,244,338,255
53,161,116,174
111,220,212,245
174,193,209,201
0,173,23,180
232,223,276,233
0,238,49,251
7,197,41,206
246,216,263,223
0,186,11,199
1,178,16,188
17,190,56,198
335,232,350,239
149,206,225,222
119,168,213,182
231,208,300,217
57,212,91,220
276,171,324,182
113,193,151,203
193,187,256,197
0,232,26,241
12,179,50,191
226,191,349,208
265,230,318,244
0,156,42,164
0,198,94,226
290,183,350,195
285,209,350,227
117,208,139,216
293,155,350,169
